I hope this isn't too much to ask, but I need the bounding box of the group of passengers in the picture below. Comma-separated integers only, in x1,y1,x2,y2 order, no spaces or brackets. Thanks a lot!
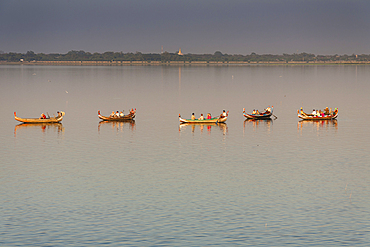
39,111,62,119
191,113,212,120
300,107,337,117
252,109,260,115
310,107,335,117
109,108,136,118
190,110,228,120
252,106,271,115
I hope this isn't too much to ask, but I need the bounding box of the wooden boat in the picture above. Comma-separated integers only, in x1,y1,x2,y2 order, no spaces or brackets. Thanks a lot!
297,108,338,120
179,122,223,127
98,110,135,121
243,106,273,119
14,112,64,123
179,112,228,124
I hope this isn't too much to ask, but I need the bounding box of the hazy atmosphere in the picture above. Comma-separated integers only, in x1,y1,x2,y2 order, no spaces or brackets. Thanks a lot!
1,0,369,55
2,1,370,245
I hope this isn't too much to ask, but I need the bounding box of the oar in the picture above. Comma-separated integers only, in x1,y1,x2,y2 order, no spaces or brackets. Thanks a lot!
273,114,278,119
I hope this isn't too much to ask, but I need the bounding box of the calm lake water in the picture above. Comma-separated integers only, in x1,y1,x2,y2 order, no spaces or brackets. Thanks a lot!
1,64,370,246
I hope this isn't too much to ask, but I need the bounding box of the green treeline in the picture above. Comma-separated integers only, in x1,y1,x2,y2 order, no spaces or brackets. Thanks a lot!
1,50,370,63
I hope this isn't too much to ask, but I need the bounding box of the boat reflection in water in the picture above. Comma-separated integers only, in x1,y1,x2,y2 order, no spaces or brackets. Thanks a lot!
243,119,273,134
297,119,338,131
14,123,64,137
98,120,136,133
179,122,228,135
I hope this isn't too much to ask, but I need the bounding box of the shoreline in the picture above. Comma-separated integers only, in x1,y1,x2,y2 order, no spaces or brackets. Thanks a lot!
1,60,370,66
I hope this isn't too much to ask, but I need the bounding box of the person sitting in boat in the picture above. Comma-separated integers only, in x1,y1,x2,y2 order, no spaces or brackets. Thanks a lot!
115,111,120,118
191,113,196,120
220,110,228,118
324,107,330,116
129,108,136,116
256,109,260,115
252,109,256,114
120,111,124,117
39,113,46,119
198,113,204,120
207,113,212,119
264,106,271,114
311,109,316,116
110,111,115,117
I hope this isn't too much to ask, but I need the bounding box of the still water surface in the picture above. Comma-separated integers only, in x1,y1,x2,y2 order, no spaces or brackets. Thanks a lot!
1,65,370,245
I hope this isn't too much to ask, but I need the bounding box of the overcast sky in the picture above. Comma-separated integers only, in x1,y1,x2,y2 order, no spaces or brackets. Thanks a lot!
1,0,369,55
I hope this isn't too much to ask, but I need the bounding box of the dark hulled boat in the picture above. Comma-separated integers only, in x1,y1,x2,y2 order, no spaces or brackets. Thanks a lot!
243,106,273,119
98,110,136,121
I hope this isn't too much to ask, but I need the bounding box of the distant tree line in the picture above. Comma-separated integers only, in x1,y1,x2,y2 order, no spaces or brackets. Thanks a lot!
1,50,370,62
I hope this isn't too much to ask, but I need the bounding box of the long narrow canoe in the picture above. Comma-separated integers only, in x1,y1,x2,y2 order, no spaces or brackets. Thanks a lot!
297,108,338,120
243,106,273,119
14,112,64,123
180,122,219,127
179,114,227,123
98,110,135,121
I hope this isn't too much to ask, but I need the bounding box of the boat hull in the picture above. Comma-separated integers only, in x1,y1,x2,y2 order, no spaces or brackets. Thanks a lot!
297,108,338,120
98,111,135,121
179,117,227,124
298,113,338,121
243,106,273,119
14,112,64,123
243,113,273,119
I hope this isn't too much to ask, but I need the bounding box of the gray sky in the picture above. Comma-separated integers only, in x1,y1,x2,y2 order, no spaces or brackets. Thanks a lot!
1,0,369,55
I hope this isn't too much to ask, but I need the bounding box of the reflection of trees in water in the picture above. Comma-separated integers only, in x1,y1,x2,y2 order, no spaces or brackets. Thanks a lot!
14,123,64,137
179,123,228,135
297,119,338,132
98,120,136,133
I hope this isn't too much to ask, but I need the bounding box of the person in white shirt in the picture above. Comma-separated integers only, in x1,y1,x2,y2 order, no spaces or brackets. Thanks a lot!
220,110,228,118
